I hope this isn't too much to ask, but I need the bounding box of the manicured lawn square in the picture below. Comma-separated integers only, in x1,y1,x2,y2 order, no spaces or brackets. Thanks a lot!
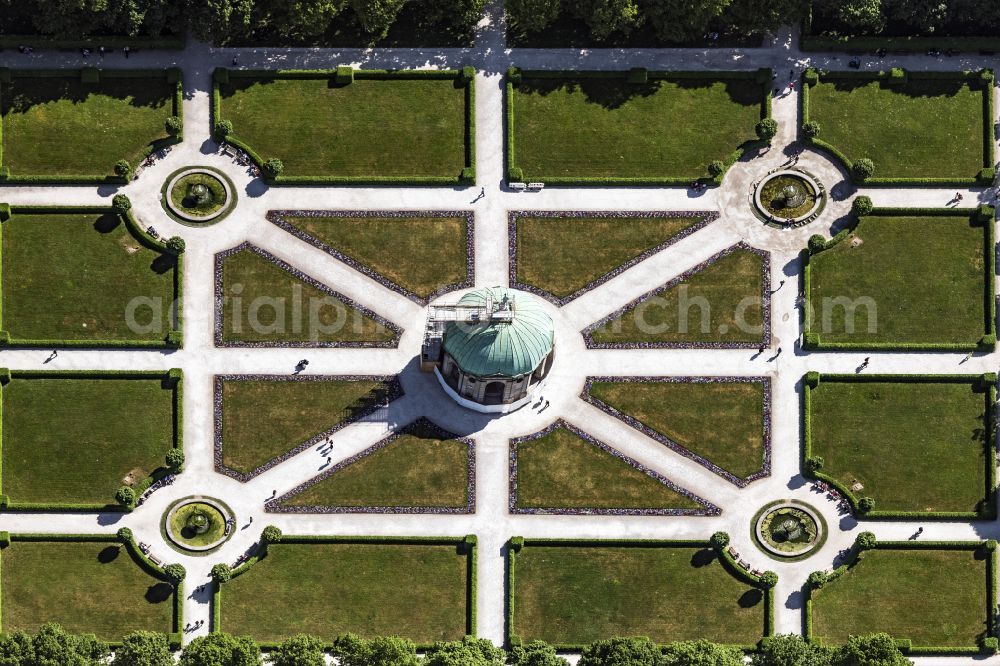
511,542,766,646
808,377,990,514
811,546,990,647
221,540,472,643
1,539,175,640
1,210,178,344
1,73,176,178
218,75,468,179
1,374,177,507
510,73,764,181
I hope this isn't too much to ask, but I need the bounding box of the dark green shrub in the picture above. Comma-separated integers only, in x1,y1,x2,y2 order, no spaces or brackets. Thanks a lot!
331,633,419,666
804,69,820,85
262,525,282,544
166,236,186,254
335,65,353,85
166,67,181,84
980,69,995,88
851,195,873,217
81,67,99,84
833,633,910,666
180,633,260,666
212,68,229,84
165,448,184,469
460,166,475,184
807,570,828,589
114,159,132,178
808,234,827,253
113,630,173,666
0,68,10,84
805,371,821,388
805,456,824,473
803,120,821,138
270,634,326,666
0,531,10,548
164,116,182,136
981,637,999,654
507,66,522,86
759,570,778,588
460,65,475,85
117,527,133,542
112,194,131,213
115,485,136,507
854,531,877,551
213,119,233,140
510,536,525,551
423,636,505,666
888,67,907,84
211,563,233,583
710,531,730,548
851,158,875,182
858,497,875,513
263,157,284,178
0,203,10,222
755,118,778,142
579,637,663,666
978,167,997,184
508,166,524,182
628,67,648,84
163,563,186,585
508,641,567,666
707,160,725,177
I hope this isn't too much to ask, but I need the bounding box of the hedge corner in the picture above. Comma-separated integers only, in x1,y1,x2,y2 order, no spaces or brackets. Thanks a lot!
212,68,229,85
508,166,524,183
0,531,9,548
0,367,11,384
166,330,183,349
509,536,524,552
0,202,10,222
335,65,354,85
805,371,821,388
803,331,820,348
460,166,475,184
80,67,99,84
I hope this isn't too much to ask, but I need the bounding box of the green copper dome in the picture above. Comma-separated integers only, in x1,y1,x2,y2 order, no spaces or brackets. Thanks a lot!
443,287,554,378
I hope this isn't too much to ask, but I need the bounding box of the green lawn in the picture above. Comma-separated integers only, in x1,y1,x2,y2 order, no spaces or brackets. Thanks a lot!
512,543,766,646
807,76,986,179
1,211,177,344
808,214,988,345
808,378,989,514
277,214,469,300
513,427,702,511
587,379,766,480
511,74,763,180
1,74,175,178
513,214,706,300
222,541,470,643
279,422,470,509
1,375,176,506
219,76,468,179
218,246,397,345
220,376,397,476
811,547,989,647
1,540,175,640
588,247,765,345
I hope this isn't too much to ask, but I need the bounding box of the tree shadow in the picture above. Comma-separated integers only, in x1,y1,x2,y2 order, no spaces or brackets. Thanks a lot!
151,254,177,275
785,589,804,609
94,213,122,234
145,582,173,604
514,76,663,110
739,589,763,608
690,548,717,568
97,545,121,563
4,76,173,116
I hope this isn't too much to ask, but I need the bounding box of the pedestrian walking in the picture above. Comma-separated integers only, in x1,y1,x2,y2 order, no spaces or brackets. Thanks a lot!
123,45,130,58
775,347,783,357
789,69,794,80
758,345,765,354
859,356,870,370
232,56,238,66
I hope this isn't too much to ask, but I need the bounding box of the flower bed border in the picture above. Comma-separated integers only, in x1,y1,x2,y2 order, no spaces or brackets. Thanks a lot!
213,242,402,348
581,375,772,487
266,209,475,305
508,210,717,305
266,416,475,514
213,373,403,482
582,242,771,349
508,419,720,516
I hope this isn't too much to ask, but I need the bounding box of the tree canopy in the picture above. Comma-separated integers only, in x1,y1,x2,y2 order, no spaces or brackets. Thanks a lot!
178,634,262,666
111,631,174,666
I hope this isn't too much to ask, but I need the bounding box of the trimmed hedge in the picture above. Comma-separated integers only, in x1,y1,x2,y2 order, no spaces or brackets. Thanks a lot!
0,369,184,512
804,539,998,654
211,67,476,186
504,67,773,186
217,534,477,649
0,204,184,349
800,67,995,186
801,373,997,521
0,68,184,184
801,206,996,352
506,536,774,651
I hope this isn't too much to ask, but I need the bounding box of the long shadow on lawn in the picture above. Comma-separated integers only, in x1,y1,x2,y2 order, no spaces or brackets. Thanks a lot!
825,77,968,99
3,77,172,115
515,76,764,110
145,583,173,604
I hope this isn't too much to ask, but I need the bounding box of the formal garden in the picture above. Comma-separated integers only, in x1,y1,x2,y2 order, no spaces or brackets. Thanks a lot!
212,68,475,184
215,535,476,646
804,373,996,518
0,370,182,510
0,68,182,183
506,69,771,184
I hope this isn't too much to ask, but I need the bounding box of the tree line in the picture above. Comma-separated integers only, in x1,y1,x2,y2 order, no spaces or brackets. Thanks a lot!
0,625,915,666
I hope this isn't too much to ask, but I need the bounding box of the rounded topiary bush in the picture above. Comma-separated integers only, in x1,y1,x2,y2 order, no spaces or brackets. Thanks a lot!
165,116,182,137
710,531,730,548
166,236,186,254
707,160,725,178
115,485,136,507
807,570,828,589
759,570,778,588
802,120,821,138
213,119,233,140
211,563,233,583
808,234,827,253
805,456,824,473
117,527,133,542
851,195,874,217
114,159,132,178
163,563,186,585
112,194,132,213
262,158,284,179
858,496,876,514
855,531,877,551
851,158,876,182
262,525,282,544
165,448,185,470
755,118,778,142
